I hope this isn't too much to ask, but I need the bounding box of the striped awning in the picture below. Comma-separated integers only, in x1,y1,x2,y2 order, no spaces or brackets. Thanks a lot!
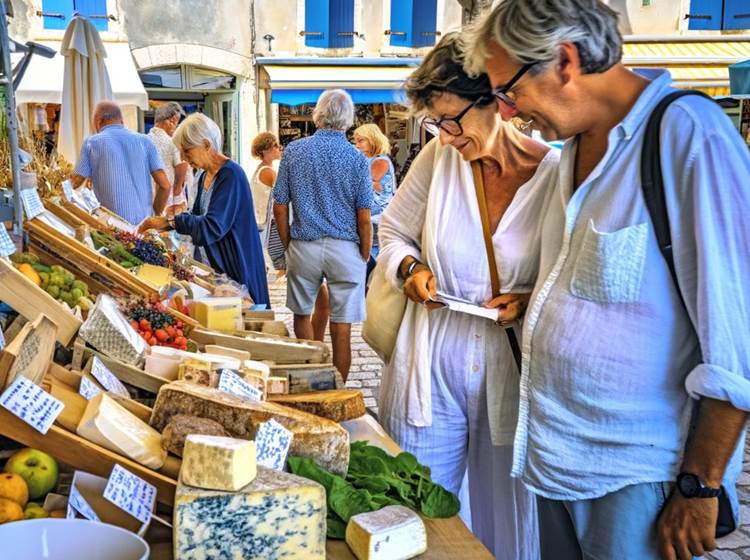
623,39,750,97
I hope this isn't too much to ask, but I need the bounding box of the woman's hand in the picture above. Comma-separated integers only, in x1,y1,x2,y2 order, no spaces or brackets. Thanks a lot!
484,293,531,325
138,216,170,233
403,265,442,310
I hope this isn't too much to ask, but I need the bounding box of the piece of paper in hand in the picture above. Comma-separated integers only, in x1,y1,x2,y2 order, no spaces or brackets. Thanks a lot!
219,369,262,402
20,188,45,220
90,357,130,398
255,419,293,471
0,224,15,257
79,376,101,400
0,376,64,435
103,464,156,525
68,483,100,521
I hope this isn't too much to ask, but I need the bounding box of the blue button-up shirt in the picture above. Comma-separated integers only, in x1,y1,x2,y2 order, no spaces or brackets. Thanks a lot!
74,124,164,224
273,129,372,242
514,70,750,519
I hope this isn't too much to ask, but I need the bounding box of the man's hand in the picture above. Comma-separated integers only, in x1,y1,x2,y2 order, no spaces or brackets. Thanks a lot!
402,266,442,310
484,293,530,325
657,493,718,560
138,216,169,233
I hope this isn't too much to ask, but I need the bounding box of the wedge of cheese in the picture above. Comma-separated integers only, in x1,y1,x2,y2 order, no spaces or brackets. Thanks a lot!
174,466,326,559
269,389,366,422
182,435,256,491
345,506,427,560
150,381,350,475
77,393,166,469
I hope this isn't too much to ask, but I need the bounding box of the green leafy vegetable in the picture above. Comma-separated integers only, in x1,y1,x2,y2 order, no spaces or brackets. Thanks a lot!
288,442,460,539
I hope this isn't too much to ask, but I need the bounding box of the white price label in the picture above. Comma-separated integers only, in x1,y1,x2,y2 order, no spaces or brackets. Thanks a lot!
79,376,101,400
103,464,155,525
219,369,262,402
90,357,130,398
0,328,5,352
61,180,74,201
0,225,15,257
78,187,101,211
0,376,64,435
255,419,293,471
68,484,100,521
20,188,45,220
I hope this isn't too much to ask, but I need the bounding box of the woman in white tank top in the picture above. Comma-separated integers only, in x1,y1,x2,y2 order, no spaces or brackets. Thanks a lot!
250,133,281,231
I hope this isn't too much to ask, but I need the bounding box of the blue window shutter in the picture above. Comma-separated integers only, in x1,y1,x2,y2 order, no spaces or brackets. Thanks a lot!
685,0,723,30
329,0,354,48
74,0,109,31
411,0,438,48
304,0,331,48
41,0,74,30
389,0,413,47
723,0,750,29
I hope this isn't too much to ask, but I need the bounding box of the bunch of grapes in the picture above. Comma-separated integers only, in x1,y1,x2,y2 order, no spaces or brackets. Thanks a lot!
131,239,168,266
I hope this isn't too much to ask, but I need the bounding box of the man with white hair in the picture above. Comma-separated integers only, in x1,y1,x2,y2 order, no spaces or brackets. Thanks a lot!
465,1,750,559
72,100,171,224
148,101,189,217
273,89,373,380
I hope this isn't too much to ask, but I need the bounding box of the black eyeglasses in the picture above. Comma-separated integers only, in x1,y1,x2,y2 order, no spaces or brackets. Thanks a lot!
422,96,489,137
492,62,538,111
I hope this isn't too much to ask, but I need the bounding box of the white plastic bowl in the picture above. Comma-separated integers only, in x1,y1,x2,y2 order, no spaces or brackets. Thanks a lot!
0,519,149,560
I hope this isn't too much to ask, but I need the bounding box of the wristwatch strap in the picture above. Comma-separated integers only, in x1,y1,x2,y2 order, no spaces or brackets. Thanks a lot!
405,260,420,279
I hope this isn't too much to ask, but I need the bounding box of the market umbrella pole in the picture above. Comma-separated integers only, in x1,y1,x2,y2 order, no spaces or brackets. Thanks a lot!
0,0,24,235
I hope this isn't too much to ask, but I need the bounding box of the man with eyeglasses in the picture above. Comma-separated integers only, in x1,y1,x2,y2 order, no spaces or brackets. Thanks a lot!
466,1,750,560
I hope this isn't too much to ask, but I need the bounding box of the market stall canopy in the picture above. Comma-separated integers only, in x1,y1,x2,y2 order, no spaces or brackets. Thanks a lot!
12,41,148,109
623,37,750,97
729,59,750,96
258,58,418,106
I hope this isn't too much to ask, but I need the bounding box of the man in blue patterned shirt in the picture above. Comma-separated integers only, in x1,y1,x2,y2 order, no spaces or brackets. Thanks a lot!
72,101,171,225
273,89,373,380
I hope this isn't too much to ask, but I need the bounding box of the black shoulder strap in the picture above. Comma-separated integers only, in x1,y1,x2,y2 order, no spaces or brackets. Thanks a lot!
640,89,711,313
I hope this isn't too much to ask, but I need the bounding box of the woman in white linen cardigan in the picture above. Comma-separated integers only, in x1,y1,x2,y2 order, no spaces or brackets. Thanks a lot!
377,34,559,559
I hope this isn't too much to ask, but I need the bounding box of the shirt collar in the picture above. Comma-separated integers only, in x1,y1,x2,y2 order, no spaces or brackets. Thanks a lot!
314,128,346,137
100,123,125,132
617,69,672,140
150,126,168,137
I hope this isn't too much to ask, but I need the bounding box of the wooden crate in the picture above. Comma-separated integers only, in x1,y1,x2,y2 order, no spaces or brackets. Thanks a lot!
0,257,81,345
190,328,328,364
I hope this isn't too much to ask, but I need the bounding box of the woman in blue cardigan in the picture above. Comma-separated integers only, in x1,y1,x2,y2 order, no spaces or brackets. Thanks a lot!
139,113,270,306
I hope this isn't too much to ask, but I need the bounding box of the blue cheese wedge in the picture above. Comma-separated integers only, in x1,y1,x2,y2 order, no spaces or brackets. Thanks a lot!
174,466,326,559
182,435,256,491
345,506,427,560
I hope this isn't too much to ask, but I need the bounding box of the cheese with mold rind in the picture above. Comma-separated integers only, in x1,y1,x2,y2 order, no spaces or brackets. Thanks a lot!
345,505,427,560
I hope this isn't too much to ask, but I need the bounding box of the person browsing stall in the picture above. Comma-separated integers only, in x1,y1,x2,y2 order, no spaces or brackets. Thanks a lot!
148,102,189,217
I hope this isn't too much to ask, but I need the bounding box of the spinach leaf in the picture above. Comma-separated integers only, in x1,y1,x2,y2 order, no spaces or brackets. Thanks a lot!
420,482,461,518
326,514,347,539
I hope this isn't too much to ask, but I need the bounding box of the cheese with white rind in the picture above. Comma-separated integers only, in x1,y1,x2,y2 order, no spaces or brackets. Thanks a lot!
345,506,427,560
79,294,146,366
77,393,166,469
174,465,326,559
182,435,256,491
150,381,350,475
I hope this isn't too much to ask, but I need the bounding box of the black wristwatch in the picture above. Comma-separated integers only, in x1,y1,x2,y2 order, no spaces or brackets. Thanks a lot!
676,472,722,498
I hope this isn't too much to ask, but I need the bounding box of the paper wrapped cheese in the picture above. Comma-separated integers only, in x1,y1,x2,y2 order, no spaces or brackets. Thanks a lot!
79,294,146,366
150,381,350,475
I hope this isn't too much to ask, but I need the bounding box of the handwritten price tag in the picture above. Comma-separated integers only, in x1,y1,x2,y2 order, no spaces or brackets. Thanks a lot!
255,419,293,471
79,376,101,400
90,357,130,398
61,180,74,201
0,376,64,435
20,188,45,220
0,328,5,352
103,465,155,525
0,225,15,257
78,187,101,211
67,483,100,521
219,369,262,402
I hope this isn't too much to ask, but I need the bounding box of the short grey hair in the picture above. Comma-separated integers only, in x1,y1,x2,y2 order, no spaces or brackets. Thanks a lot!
154,101,185,124
172,113,223,153
312,89,354,131
463,0,622,77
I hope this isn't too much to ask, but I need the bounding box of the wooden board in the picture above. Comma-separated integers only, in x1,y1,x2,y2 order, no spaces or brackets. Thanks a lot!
269,390,366,422
0,314,57,388
326,516,493,559
0,257,81,345
244,320,289,337
0,406,176,506
191,328,328,364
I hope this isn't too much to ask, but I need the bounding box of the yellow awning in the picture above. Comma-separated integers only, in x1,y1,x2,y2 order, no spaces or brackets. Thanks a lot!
623,40,750,97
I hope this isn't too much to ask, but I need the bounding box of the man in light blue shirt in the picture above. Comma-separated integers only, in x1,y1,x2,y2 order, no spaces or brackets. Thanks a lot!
466,1,750,559
72,101,171,224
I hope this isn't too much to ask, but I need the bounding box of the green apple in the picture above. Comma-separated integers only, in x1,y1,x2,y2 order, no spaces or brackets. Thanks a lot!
4,448,58,500
23,502,48,519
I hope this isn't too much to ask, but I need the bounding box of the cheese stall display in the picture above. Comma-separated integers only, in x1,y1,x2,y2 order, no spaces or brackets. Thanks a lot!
0,186,492,559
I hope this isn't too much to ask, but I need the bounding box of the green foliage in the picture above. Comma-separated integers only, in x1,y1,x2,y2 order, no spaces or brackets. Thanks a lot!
287,441,460,539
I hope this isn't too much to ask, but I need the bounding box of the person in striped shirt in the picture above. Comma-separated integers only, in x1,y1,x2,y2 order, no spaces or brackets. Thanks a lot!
72,101,171,225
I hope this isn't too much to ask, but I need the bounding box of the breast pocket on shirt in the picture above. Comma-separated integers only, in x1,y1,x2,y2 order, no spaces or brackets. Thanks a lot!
569,219,648,304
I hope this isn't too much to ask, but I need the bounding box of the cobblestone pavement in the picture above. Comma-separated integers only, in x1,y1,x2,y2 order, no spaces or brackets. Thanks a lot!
267,275,750,557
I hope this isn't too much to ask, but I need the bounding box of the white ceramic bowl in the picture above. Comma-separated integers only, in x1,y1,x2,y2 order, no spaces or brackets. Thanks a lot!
0,519,149,560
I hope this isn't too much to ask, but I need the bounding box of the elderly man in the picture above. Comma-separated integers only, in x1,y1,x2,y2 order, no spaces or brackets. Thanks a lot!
273,89,373,380
148,102,189,217
72,101,171,224
466,2,750,560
